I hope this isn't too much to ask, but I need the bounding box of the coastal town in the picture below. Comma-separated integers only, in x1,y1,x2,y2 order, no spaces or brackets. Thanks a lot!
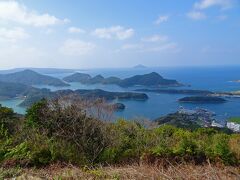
178,107,240,132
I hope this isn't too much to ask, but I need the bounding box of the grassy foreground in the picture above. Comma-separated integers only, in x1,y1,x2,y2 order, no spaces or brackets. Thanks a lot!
1,163,240,179
0,97,240,179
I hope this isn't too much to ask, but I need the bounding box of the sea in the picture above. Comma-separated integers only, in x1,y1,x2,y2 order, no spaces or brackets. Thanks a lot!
1,66,240,122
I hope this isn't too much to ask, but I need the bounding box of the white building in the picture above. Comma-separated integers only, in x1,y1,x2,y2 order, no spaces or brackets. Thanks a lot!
227,122,240,132
211,121,224,128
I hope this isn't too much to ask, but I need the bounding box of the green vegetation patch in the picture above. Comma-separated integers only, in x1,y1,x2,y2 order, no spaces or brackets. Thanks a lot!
0,98,240,169
228,117,240,124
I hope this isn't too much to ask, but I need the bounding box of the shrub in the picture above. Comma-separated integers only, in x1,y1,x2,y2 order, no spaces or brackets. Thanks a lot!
99,119,148,163
207,134,237,165
1,99,240,168
229,134,240,164
25,98,110,165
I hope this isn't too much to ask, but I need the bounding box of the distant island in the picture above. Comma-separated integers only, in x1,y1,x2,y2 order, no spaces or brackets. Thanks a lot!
0,69,69,87
63,73,122,85
133,64,147,69
178,96,227,103
63,72,182,87
135,88,213,95
210,91,240,98
19,88,148,107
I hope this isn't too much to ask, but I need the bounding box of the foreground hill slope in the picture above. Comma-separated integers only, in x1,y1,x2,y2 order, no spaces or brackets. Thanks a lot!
0,70,69,87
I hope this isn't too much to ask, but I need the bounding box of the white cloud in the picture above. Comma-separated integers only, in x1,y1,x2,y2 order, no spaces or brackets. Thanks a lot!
68,27,85,34
0,1,69,27
154,15,169,25
141,35,168,43
187,11,207,20
59,39,95,56
92,26,134,40
194,0,234,10
0,27,29,42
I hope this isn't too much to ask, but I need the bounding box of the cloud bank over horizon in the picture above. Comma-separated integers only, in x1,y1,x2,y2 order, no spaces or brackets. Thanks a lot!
0,0,239,69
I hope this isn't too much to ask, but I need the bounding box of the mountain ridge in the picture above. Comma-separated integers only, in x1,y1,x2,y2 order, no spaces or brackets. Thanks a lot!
63,72,181,87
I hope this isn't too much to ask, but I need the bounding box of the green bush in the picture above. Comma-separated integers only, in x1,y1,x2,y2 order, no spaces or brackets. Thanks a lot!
0,100,239,168
207,134,237,165
99,119,148,163
4,142,30,161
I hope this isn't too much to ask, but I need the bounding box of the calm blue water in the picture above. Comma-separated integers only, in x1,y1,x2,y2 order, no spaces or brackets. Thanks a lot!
1,66,240,121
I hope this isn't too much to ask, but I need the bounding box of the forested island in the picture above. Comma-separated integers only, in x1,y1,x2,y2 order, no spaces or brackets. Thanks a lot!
135,88,213,95
63,72,182,87
20,89,148,107
178,96,227,103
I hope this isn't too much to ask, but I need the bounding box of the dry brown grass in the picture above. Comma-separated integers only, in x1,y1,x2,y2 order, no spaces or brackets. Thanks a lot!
4,162,239,180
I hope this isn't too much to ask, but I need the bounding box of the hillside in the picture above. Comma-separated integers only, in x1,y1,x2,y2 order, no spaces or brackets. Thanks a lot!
155,112,202,130
0,70,69,87
0,81,35,99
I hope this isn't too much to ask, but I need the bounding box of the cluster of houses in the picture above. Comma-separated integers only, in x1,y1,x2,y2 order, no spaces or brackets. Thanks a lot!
178,107,240,132
226,121,240,132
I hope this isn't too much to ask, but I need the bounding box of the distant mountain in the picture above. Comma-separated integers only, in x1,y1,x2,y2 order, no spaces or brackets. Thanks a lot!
89,75,105,84
63,73,91,83
118,72,181,87
0,70,69,87
63,72,180,87
133,64,147,69
0,68,77,74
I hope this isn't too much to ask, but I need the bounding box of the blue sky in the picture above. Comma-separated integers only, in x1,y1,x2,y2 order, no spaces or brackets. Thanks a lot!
0,0,239,69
